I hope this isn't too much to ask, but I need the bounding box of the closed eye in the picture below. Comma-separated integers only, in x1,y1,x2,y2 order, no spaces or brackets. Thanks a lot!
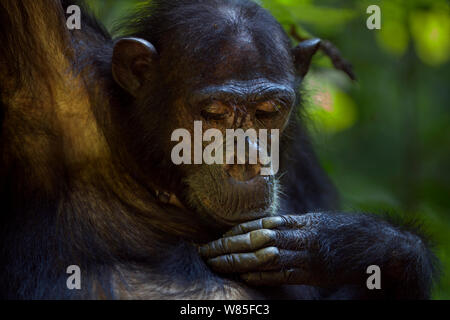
201,101,230,120
201,110,228,120
255,101,282,119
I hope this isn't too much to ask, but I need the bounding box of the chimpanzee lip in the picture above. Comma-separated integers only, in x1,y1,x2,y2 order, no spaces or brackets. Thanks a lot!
227,174,271,185
219,210,273,225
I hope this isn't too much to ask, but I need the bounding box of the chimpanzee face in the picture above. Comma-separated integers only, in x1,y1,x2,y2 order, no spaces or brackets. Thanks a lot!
111,3,316,228
172,77,296,226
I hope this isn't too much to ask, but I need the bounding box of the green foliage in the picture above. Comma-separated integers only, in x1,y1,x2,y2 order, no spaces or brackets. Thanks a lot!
88,0,450,299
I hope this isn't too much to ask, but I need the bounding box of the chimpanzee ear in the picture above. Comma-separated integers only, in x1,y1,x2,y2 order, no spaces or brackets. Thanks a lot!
292,38,321,78
112,37,158,97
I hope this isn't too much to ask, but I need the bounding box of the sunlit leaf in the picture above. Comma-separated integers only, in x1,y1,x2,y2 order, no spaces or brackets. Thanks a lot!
304,75,358,133
410,9,450,66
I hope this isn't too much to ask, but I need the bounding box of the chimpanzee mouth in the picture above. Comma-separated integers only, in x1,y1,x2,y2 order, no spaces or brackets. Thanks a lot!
218,175,275,224
184,169,277,227
215,208,273,226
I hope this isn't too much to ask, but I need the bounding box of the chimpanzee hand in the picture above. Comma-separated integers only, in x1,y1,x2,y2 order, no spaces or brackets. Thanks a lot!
199,212,435,296
199,213,327,286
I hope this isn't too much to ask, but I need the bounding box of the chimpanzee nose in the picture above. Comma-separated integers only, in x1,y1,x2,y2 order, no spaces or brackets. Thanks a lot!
224,135,262,181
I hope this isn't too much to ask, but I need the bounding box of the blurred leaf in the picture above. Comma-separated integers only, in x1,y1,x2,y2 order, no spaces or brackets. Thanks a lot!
376,18,409,56
304,74,358,133
410,8,450,66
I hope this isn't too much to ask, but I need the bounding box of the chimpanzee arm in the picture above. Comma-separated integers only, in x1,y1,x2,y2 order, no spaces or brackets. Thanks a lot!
310,213,437,299
0,0,75,95
0,1,107,195
200,212,438,299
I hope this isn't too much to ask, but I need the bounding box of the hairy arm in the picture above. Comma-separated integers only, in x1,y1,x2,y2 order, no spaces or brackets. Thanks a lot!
0,0,73,95
0,0,110,196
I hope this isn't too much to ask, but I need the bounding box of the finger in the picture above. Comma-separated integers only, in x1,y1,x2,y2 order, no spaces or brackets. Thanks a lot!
206,247,281,273
224,216,285,237
206,248,308,274
199,229,277,259
275,229,311,250
224,215,312,237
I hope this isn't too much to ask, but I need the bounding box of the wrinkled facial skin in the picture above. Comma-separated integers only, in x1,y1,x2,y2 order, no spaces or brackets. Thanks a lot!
170,79,296,227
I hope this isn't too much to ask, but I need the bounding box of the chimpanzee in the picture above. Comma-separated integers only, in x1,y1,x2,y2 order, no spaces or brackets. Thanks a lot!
0,0,438,299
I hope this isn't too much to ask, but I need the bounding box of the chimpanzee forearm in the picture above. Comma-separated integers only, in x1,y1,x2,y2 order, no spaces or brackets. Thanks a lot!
314,213,437,299
0,1,70,88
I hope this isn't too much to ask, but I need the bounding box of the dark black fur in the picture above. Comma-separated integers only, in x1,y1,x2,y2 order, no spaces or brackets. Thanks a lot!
0,0,438,299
